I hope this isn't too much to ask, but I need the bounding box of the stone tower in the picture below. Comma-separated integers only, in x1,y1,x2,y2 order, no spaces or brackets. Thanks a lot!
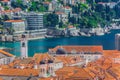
21,34,28,58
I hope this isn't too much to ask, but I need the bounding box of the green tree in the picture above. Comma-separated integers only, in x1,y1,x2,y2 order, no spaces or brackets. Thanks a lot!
38,5,46,12
44,13,59,27
3,15,9,21
58,21,63,28
4,6,9,10
11,0,27,10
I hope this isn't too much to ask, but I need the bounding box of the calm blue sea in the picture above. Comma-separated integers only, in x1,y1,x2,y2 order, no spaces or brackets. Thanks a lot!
0,29,120,57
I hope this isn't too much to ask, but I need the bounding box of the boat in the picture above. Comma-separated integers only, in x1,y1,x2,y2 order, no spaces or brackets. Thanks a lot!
45,35,54,38
96,32,105,36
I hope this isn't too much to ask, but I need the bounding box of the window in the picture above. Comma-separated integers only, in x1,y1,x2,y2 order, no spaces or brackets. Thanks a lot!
22,42,25,47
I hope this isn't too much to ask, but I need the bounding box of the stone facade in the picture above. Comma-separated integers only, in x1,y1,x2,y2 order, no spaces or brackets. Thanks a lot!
0,50,15,65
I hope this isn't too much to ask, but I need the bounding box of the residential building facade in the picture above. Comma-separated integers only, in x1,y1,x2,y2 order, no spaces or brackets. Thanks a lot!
3,20,25,34
25,12,44,30
25,12,47,38
49,46,103,62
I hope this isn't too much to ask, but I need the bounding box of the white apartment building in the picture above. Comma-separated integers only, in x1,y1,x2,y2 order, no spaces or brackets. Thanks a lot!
4,20,25,34
25,12,44,30
25,12,47,37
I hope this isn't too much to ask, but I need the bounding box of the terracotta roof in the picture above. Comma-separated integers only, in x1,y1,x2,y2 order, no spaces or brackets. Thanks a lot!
84,67,96,77
52,50,120,80
0,50,14,57
84,66,116,80
68,68,93,79
5,20,24,22
33,53,54,64
64,6,71,9
55,12,65,15
104,72,116,80
8,58,34,69
56,66,94,80
43,1,50,5
0,65,9,69
1,10,12,13
12,8,21,12
0,69,39,76
68,25,74,28
0,8,21,14
0,78,3,80
1,0,9,2
108,67,120,79
103,50,120,57
49,46,103,53
87,56,113,70
55,56,82,65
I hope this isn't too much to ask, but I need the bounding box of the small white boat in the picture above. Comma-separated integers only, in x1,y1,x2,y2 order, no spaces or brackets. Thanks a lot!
45,35,54,38
96,32,105,36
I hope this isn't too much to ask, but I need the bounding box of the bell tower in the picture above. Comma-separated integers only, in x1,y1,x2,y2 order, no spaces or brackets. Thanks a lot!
21,34,28,58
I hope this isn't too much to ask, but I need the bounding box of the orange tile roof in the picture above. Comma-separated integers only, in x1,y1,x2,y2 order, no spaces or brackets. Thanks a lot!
49,46,103,53
8,58,35,69
0,65,9,69
68,25,74,28
64,6,71,9
5,20,24,22
68,68,93,79
87,56,113,70
103,50,120,57
0,50,14,57
12,8,21,12
0,8,21,14
1,10,12,13
0,69,39,76
84,68,96,77
55,12,65,15
43,1,50,5
55,56,82,65
57,50,119,80
104,72,116,80
1,0,9,2
33,53,54,64
84,66,116,80
109,66,120,76
0,78,3,80
56,66,94,80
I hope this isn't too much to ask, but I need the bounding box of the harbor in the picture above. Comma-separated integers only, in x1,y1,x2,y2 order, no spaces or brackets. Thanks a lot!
0,23,120,42
0,29,120,57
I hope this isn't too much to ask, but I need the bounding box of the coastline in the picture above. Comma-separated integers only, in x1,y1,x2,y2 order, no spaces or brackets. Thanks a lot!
1,29,120,57
0,27,120,42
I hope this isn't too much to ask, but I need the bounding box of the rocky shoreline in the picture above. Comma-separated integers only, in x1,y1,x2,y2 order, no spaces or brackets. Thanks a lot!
0,24,120,42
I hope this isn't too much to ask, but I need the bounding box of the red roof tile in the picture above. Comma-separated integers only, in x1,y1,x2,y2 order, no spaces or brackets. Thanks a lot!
5,20,24,22
49,46,103,53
